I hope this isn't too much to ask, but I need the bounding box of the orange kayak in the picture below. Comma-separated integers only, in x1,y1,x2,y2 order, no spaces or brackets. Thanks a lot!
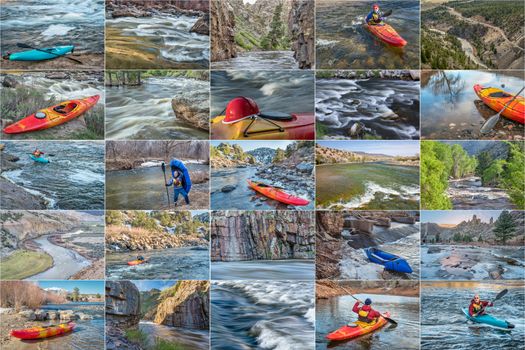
127,260,147,266
211,112,314,140
10,322,76,340
247,180,310,206
366,22,407,47
474,85,524,124
326,312,390,341
3,95,100,134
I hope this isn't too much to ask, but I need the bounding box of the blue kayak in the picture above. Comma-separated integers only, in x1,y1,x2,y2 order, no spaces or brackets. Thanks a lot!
462,308,514,331
29,155,50,163
364,247,413,273
5,45,74,61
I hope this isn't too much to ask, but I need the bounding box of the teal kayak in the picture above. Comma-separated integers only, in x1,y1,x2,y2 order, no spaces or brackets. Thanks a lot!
4,45,74,61
29,155,50,163
462,308,514,331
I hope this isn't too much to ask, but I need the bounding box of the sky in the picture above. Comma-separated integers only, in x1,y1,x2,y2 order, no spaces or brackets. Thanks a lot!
317,141,420,157
38,281,104,294
131,280,178,292
211,140,294,152
421,210,503,224
191,210,208,217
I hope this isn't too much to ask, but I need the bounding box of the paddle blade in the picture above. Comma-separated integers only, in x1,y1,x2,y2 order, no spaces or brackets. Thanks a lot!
161,162,166,172
494,289,508,301
16,43,32,48
480,113,501,134
384,315,397,325
383,9,393,17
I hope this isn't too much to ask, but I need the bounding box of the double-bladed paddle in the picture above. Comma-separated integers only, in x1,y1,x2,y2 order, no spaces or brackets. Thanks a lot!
161,162,171,209
473,289,508,317
480,87,524,134
16,43,83,64
340,286,398,325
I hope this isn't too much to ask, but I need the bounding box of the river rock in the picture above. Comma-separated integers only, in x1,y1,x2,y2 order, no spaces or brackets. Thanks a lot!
44,72,70,80
296,161,313,173
221,185,236,193
34,309,48,320
47,311,58,320
59,310,77,320
171,97,209,131
427,246,442,254
211,211,314,261
391,216,416,224
317,211,344,239
19,310,35,320
211,0,236,61
346,219,375,235
105,281,140,329
153,281,209,329
2,76,20,88
190,13,209,35
77,312,93,320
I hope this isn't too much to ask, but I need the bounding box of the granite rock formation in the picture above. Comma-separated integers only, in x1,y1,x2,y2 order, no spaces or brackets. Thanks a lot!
288,0,314,69
105,281,140,328
211,0,236,61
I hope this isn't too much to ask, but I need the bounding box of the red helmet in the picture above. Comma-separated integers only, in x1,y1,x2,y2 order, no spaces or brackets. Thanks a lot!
373,3,379,10
223,97,260,124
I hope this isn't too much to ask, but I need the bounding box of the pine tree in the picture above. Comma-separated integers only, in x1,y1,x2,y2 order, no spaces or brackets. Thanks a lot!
493,210,516,244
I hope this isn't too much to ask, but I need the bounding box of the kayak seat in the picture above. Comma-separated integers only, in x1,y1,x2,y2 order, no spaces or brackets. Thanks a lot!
53,102,77,114
258,111,293,121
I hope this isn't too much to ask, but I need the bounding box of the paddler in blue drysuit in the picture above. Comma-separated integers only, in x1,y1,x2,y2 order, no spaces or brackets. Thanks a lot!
366,3,385,26
165,159,191,206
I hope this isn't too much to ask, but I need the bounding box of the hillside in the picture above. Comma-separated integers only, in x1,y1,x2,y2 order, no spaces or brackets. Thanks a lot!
246,147,276,164
316,144,419,166
210,142,257,168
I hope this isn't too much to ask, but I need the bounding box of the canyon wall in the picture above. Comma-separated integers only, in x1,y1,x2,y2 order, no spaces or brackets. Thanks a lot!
211,0,236,61
288,0,314,69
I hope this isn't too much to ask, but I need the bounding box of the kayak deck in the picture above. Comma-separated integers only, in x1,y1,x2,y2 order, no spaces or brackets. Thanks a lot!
462,308,514,331
327,312,390,341
366,22,407,47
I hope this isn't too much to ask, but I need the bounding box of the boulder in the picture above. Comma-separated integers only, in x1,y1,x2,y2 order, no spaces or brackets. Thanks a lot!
34,309,47,320
171,97,209,131
2,76,20,88
190,13,209,35
18,310,35,320
59,310,77,320
105,281,140,329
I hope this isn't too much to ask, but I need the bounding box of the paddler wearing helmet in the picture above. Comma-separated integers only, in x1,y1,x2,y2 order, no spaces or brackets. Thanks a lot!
352,298,381,324
468,294,493,316
366,3,385,25
165,159,192,206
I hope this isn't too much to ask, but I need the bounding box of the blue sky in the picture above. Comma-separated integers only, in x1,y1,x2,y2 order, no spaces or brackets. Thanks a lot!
318,141,419,157
131,280,178,292
421,210,503,225
191,210,208,217
38,281,104,294
211,140,294,152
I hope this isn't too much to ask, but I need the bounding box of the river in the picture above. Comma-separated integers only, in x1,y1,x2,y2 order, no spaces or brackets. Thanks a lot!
211,167,314,210
447,177,517,210
105,163,209,210
106,247,209,280
139,321,209,350
316,78,419,139
212,51,298,70
421,70,524,140
210,70,314,118
106,14,209,69
316,294,420,350
105,76,209,140
421,283,525,349
340,232,420,280
421,244,525,280
0,0,104,54
5,303,104,350
27,235,90,280
1,141,105,209
211,281,314,350
316,163,420,210
211,259,314,280
427,28,488,68
316,0,420,69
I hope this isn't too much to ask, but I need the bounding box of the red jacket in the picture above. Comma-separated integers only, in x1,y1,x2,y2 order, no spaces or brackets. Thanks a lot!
352,301,381,321
468,299,493,316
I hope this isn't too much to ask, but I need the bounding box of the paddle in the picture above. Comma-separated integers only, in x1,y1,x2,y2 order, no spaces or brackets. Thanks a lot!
27,153,54,157
383,9,393,17
480,86,524,134
16,43,83,64
340,285,398,325
161,162,171,209
474,289,508,317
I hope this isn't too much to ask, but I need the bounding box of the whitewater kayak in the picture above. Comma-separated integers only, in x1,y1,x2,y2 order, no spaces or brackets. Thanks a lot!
128,260,147,266
474,85,524,124
327,312,391,341
29,155,50,163
211,112,315,140
247,180,310,206
10,322,76,340
3,95,100,134
364,247,413,273
3,45,75,61
366,21,407,47
462,308,515,331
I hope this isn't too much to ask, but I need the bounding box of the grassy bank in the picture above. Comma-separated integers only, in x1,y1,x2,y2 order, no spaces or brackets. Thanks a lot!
0,250,53,279
126,328,189,350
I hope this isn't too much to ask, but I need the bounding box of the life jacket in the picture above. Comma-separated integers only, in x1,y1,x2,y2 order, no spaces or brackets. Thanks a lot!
357,306,373,323
472,301,483,313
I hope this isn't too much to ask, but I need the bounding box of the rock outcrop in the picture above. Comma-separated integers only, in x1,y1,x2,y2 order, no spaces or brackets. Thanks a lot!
288,0,314,69
211,0,236,61
211,211,315,261
190,12,210,35
171,97,209,131
153,281,209,329
105,281,140,329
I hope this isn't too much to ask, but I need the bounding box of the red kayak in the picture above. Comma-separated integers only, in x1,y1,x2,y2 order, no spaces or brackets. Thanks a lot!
326,312,390,341
474,84,524,124
127,260,147,266
366,22,407,47
247,180,310,206
11,322,76,340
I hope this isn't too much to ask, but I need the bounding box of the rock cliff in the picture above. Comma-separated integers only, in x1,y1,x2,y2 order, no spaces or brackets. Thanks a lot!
211,0,236,61
288,0,314,69
152,281,209,329
211,211,314,261
105,281,140,328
